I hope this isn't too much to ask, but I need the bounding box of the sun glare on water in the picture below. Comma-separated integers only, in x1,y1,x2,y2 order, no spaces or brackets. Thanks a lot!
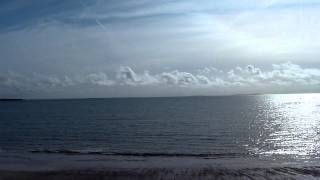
253,94,320,160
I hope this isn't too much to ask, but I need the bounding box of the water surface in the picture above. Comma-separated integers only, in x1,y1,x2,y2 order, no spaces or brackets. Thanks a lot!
1,94,320,167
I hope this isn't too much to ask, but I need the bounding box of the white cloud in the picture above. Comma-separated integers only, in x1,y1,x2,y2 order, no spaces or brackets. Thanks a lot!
160,71,200,86
1,62,320,98
86,72,115,86
225,62,320,87
117,66,140,85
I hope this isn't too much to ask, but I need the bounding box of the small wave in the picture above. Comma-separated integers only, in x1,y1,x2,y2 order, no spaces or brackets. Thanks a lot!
30,149,245,158
109,152,245,158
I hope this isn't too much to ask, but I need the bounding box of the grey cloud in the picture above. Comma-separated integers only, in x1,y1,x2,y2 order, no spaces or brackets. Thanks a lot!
117,66,140,85
85,73,115,86
159,72,178,85
226,62,320,86
115,62,320,89
1,62,320,98
158,71,217,87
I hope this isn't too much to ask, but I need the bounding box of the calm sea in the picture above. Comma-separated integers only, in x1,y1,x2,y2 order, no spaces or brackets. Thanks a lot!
1,94,320,175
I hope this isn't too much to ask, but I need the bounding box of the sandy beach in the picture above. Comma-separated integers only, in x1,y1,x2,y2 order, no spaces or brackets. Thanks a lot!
2,166,320,180
1,152,320,180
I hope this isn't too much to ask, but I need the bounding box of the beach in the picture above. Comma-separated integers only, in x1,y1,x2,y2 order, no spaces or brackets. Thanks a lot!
2,167,320,180
1,152,320,179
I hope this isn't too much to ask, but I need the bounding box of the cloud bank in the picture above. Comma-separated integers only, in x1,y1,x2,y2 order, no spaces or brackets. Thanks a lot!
1,62,319,98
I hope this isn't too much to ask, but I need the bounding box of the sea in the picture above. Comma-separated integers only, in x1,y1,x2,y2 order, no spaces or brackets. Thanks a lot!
1,93,320,179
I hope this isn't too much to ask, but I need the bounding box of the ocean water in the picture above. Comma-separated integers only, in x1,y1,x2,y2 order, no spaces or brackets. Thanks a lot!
1,94,320,178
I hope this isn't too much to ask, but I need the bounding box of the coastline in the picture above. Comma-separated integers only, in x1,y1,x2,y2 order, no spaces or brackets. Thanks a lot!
1,152,320,179
1,165,320,180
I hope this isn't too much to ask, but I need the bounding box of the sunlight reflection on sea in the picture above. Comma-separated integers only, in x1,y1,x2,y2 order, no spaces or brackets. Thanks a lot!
249,94,320,160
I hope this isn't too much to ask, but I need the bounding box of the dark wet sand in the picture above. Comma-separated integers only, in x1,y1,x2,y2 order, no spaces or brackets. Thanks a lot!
1,153,320,179
1,166,320,180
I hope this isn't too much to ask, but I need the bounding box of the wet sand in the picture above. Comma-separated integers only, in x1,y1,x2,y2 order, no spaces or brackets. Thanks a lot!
1,166,320,180
1,153,320,179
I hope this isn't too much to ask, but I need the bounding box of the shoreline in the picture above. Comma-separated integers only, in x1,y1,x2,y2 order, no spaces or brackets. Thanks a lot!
1,153,320,179
1,166,320,180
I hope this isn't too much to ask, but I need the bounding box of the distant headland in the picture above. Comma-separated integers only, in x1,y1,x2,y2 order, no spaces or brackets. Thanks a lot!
0,99,24,101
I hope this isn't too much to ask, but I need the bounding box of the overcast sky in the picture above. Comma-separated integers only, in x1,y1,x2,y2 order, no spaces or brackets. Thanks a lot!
1,0,320,98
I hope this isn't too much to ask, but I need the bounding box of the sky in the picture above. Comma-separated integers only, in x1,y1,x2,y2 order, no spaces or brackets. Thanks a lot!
1,0,320,98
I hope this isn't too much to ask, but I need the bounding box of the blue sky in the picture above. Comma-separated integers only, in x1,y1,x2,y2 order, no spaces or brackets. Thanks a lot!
1,0,320,98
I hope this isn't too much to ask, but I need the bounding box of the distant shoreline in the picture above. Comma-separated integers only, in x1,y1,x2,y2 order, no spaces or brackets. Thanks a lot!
1,92,320,101
0,99,24,101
